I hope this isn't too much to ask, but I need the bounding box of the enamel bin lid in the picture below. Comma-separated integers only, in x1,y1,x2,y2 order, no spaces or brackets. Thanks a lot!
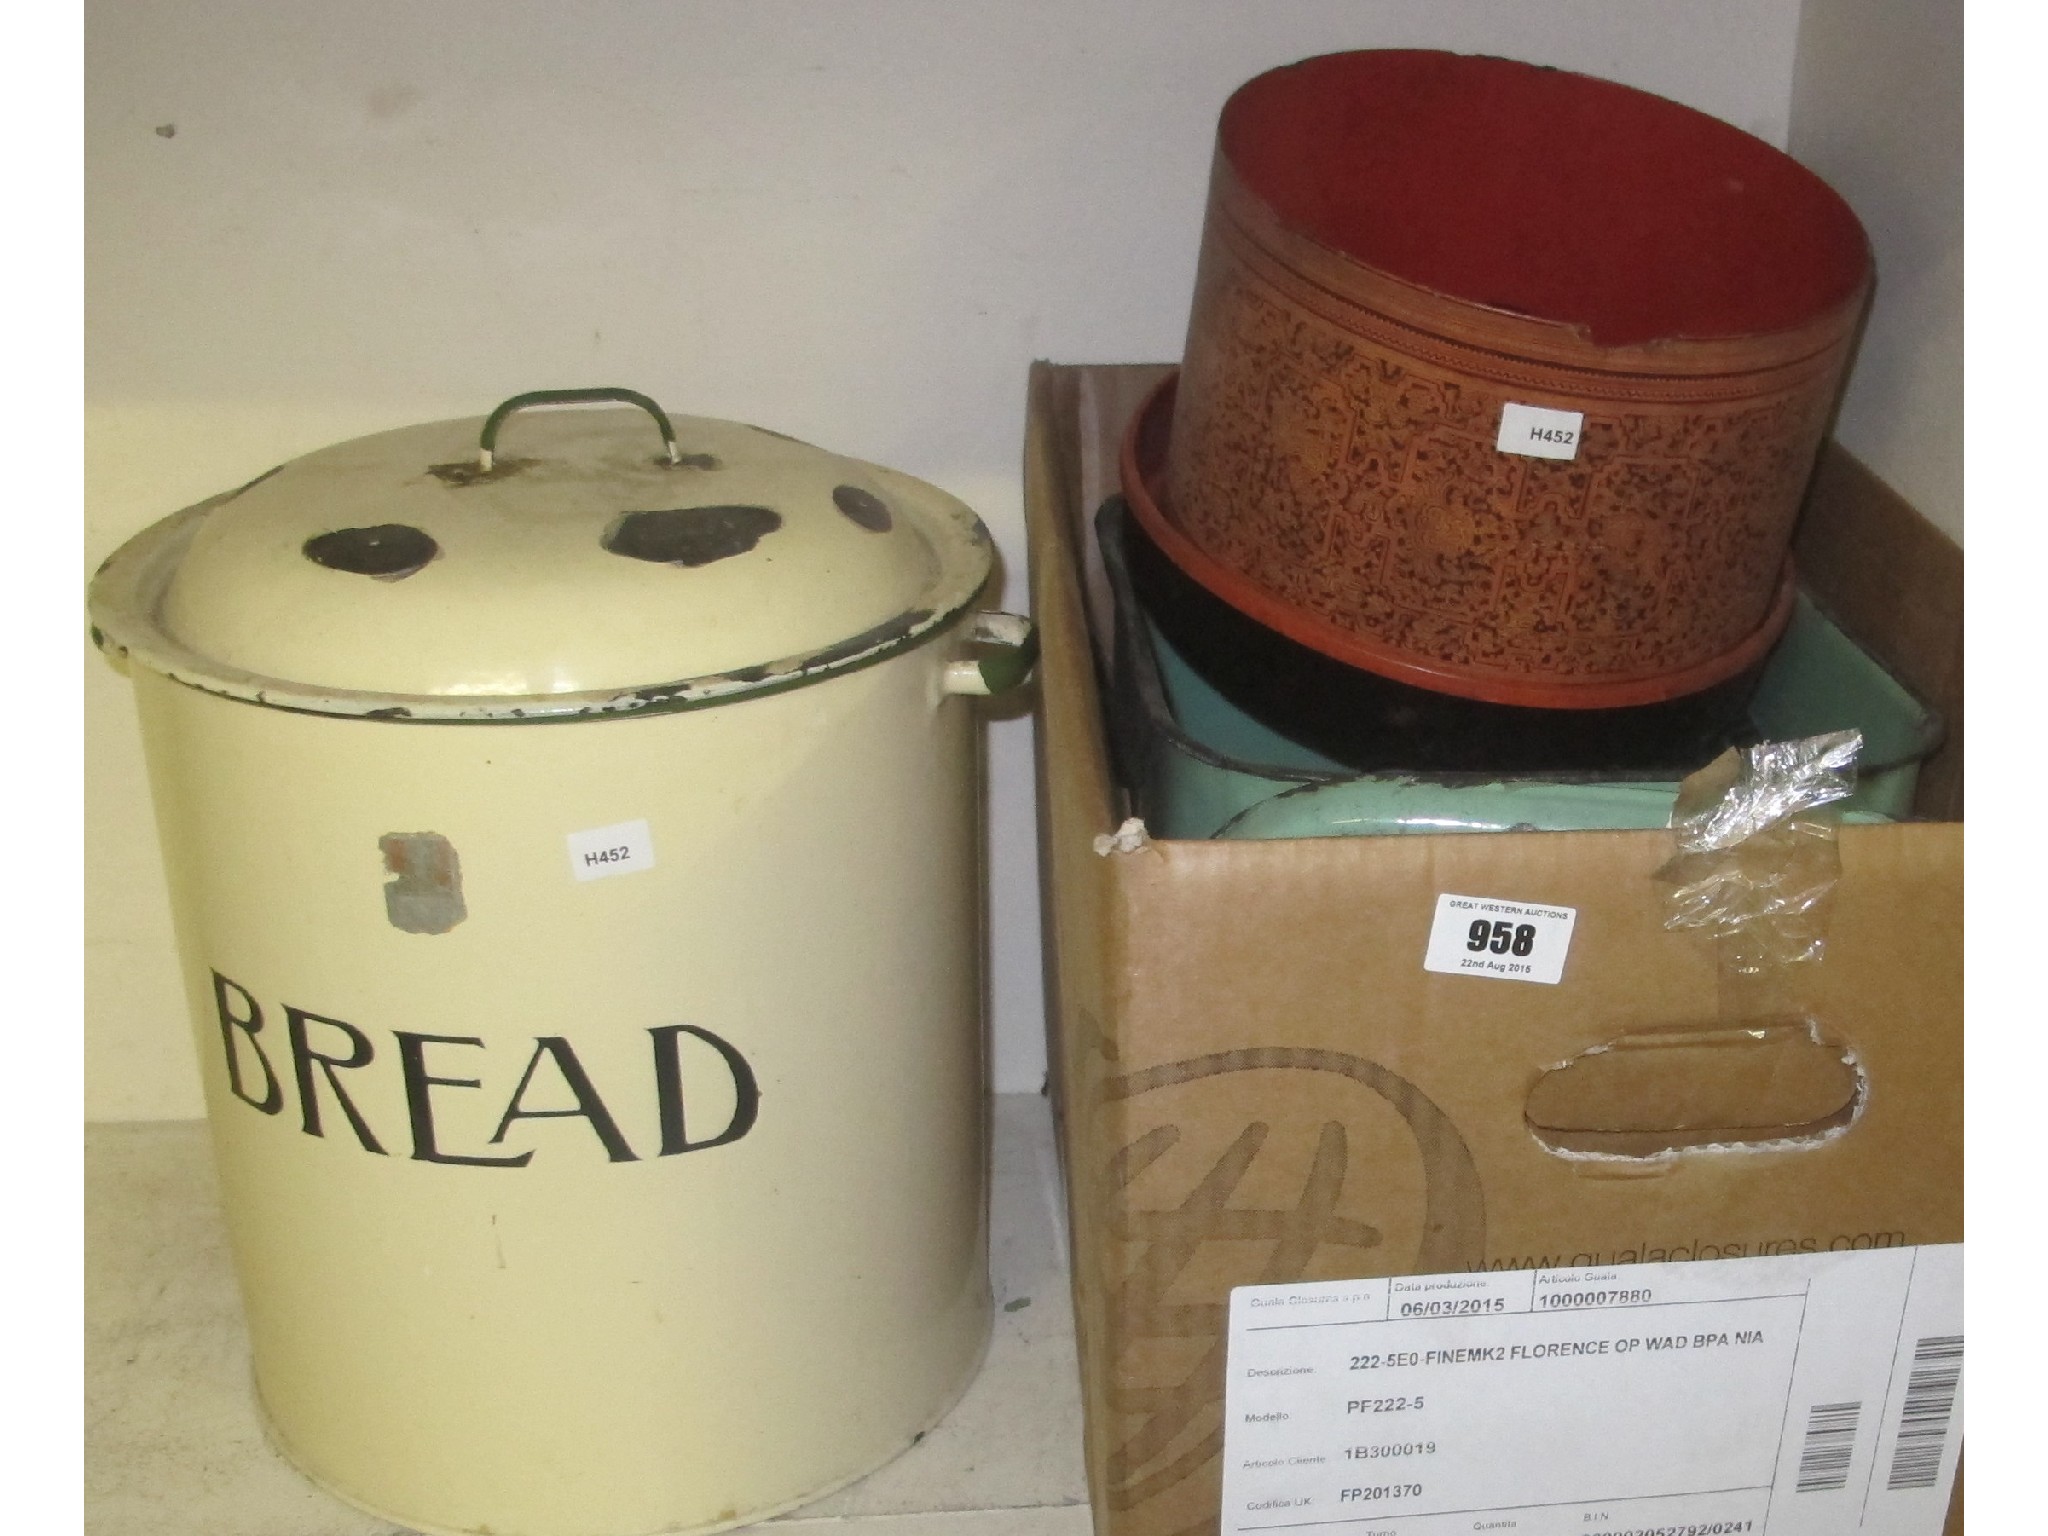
89,389,1000,722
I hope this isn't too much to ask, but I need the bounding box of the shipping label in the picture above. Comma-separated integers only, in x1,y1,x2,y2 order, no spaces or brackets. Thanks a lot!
1222,1245,1962,1536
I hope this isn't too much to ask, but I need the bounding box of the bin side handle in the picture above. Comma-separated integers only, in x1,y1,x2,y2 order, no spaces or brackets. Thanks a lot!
944,612,1038,697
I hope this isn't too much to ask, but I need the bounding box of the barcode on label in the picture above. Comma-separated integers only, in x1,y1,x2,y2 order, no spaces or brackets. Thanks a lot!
1793,1401,1860,1492
1885,1334,1963,1489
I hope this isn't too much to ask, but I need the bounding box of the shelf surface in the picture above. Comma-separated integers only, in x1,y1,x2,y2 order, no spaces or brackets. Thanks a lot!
85,1093,1089,1536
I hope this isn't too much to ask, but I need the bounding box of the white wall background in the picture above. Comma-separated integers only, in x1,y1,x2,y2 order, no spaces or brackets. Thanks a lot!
88,0,1829,1119
1786,0,1964,543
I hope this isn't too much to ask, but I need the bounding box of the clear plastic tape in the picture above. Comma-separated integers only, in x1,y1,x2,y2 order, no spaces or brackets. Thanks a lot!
1656,730,1862,975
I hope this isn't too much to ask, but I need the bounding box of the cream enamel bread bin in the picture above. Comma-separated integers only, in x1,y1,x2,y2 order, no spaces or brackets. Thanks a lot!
88,388,1035,1536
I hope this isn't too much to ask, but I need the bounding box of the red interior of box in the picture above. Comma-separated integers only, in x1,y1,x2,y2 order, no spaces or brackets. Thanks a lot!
1220,51,1871,346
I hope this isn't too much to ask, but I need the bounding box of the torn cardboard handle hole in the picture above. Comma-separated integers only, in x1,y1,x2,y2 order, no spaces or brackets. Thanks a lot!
1526,1021,1862,1159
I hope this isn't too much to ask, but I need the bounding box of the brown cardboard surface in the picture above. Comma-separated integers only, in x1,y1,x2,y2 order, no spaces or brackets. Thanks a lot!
1794,444,1965,821
1026,363,1964,1536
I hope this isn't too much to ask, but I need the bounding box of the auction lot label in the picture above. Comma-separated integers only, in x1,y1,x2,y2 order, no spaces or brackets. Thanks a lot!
1222,1246,1961,1536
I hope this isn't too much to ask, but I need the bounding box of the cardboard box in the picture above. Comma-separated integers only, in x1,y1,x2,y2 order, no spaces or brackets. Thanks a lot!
1025,363,1963,1536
